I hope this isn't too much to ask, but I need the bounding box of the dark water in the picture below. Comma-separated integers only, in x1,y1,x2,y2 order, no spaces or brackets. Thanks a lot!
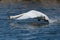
0,2,60,40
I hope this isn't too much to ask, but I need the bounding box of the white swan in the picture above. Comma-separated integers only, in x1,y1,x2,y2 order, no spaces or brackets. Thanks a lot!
10,10,49,24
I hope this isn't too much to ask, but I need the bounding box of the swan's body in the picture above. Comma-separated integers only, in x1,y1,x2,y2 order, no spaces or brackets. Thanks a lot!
10,10,49,25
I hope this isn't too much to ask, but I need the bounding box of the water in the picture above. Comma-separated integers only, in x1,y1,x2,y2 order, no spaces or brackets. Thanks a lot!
0,2,60,40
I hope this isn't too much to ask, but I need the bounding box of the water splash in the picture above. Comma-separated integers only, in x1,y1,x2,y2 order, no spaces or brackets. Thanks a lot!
49,17,60,24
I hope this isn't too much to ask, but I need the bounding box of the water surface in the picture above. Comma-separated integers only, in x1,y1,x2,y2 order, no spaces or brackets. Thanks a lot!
0,2,60,40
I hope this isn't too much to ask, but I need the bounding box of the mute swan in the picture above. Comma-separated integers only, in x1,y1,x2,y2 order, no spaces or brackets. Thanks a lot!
10,10,49,25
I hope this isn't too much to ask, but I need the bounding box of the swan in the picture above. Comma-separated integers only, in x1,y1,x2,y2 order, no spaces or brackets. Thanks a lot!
10,10,49,25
